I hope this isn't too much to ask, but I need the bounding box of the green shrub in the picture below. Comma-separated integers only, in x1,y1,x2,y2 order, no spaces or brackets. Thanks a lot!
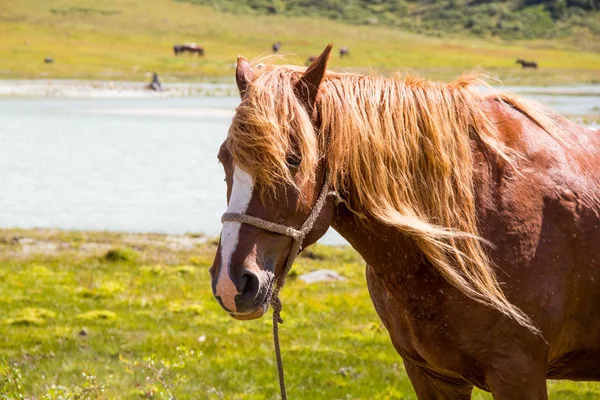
3,308,57,326
103,247,139,263
75,310,117,321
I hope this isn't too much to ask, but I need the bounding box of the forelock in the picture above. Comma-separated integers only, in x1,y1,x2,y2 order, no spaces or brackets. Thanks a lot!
227,65,322,197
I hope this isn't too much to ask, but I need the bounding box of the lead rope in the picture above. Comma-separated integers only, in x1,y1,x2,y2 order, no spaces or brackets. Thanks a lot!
271,290,286,399
221,175,336,400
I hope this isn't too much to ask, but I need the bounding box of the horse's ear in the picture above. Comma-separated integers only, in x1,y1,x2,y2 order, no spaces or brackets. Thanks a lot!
236,56,253,98
295,44,332,112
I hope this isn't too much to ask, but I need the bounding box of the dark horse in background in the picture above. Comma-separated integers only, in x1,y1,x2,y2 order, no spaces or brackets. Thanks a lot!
173,43,205,56
305,55,317,66
210,45,600,398
517,58,538,68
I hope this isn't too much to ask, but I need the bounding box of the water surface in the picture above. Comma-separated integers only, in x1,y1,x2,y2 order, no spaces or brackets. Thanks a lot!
0,85,598,245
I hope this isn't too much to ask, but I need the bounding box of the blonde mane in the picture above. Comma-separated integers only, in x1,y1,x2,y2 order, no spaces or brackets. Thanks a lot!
227,65,556,332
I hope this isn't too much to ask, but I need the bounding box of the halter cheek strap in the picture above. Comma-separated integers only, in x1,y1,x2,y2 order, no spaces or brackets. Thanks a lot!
220,175,335,400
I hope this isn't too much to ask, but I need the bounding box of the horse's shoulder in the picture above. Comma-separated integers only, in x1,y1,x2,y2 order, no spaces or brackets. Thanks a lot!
481,98,600,187
474,98,600,241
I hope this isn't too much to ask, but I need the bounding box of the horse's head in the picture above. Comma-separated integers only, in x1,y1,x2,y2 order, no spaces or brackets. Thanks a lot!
209,45,336,320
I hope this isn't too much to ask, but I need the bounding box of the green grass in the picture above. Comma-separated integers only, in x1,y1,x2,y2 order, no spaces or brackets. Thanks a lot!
0,0,599,84
0,228,599,398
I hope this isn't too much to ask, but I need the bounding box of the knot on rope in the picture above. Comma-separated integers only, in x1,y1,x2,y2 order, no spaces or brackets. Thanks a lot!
271,295,284,324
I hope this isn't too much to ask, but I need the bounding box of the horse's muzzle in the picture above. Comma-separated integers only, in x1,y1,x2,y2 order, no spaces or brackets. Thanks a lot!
212,264,274,319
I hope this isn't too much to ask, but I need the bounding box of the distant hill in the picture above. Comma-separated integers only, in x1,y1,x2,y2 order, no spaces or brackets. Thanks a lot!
178,0,599,45
1,0,599,83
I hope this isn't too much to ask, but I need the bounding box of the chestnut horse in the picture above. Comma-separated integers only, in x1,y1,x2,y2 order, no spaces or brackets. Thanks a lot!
209,45,600,398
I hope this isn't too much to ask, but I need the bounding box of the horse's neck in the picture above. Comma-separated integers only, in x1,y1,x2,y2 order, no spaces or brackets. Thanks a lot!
330,201,458,319
331,203,423,279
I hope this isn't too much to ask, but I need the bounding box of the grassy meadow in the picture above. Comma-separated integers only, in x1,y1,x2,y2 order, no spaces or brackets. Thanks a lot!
0,0,600,84
0,229,599,399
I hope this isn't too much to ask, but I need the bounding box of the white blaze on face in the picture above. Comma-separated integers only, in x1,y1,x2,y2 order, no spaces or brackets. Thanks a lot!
216,165,255,312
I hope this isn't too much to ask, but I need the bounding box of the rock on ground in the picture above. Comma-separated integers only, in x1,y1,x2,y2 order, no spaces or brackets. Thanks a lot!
299,269,345,284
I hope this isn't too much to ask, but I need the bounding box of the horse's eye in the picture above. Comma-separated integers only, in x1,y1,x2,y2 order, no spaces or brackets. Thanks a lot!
286,155,301,169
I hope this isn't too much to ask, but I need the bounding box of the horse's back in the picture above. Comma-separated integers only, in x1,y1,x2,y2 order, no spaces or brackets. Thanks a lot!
481,100,600,379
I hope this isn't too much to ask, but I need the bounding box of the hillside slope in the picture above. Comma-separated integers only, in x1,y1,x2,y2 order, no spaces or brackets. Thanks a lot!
0,0,599,83
181,0,600,47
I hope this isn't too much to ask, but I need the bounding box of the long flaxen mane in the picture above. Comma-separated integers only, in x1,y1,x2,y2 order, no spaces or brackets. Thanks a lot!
227,65,558,332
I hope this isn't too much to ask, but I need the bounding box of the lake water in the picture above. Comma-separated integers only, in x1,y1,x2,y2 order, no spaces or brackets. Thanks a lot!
0,83,598,245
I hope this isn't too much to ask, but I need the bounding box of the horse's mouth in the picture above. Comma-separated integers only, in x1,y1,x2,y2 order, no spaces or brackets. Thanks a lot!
229,298,270,320
230,308,266,320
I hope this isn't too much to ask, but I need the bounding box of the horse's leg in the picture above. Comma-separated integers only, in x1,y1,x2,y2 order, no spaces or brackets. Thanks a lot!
485,362,548,400
404,361,473,400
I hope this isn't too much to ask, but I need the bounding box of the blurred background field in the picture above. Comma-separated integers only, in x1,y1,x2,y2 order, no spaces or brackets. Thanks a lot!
1,229,600,399
0,0,599,84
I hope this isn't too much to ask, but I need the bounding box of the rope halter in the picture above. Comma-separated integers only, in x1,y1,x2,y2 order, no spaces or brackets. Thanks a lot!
220,174,335,400
221,175,334,290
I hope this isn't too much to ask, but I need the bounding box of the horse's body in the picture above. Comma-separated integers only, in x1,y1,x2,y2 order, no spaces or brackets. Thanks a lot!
173,43,205,56
517,58,538,68
339,46,349,57
210,46,600,398
343,103,600,397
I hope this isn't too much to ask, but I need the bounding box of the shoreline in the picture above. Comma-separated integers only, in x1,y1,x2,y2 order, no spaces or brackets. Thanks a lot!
0,78,239,98
1,78,600,99
0,227,350,250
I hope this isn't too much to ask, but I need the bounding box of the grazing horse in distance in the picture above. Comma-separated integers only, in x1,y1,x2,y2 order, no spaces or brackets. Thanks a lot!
272,42,281,53
173,43,205,56
305,55,317,66
339,46,349,57
211,45,600,398
516,58,538,68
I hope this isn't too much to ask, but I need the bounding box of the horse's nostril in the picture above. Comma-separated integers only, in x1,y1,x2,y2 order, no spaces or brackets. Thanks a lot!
242,271,259,297
236,270,260,309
